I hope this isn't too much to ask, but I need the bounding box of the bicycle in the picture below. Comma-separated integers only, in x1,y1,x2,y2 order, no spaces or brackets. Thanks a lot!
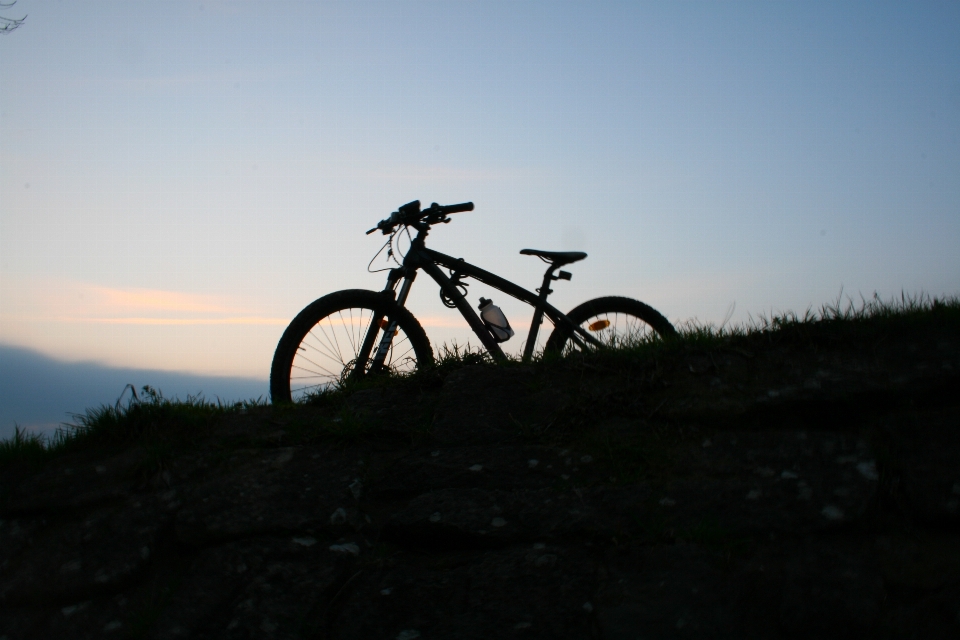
270,200,677,403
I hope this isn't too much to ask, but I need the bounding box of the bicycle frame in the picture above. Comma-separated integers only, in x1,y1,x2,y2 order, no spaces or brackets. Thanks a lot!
366,223,604,370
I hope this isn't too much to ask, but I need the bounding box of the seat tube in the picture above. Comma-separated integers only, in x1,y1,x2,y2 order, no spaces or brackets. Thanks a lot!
522,269,556,361
523,305,546,362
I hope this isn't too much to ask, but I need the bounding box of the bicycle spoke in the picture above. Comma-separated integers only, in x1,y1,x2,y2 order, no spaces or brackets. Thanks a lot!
389,340,415,365
303,328,347,368
291,383,325,395
302,326,341,362
331,311,351,364
292,358,342,380
344,307,359,356
566,309,659,354
317,313,356,365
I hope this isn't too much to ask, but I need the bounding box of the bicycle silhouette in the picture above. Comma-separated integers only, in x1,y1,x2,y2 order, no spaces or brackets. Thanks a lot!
271,200,676,402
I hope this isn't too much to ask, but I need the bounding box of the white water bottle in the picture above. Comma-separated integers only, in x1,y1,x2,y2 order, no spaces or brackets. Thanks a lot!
478,297,515,342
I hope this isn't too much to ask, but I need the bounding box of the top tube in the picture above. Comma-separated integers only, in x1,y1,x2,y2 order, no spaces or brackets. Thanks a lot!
416,247,565,322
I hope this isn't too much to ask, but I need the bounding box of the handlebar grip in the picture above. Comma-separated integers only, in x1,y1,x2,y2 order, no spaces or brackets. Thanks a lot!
440,202,474,215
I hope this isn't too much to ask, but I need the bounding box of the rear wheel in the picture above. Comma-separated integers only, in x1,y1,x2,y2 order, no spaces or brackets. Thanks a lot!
270,289,433,403
544,296,677,355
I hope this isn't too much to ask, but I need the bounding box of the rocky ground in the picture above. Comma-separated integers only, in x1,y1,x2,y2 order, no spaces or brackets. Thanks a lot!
2,315,959,639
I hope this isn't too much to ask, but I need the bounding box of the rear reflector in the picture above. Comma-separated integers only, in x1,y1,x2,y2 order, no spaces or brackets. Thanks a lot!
588,319,611,331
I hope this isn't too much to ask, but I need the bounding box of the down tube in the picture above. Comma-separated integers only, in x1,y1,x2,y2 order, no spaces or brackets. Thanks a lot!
417,260,507,361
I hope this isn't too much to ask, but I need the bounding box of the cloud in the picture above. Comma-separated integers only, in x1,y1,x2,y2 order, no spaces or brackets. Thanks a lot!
0,278,285,326
0,344,267,441
52,316,289,326
89,285,238,314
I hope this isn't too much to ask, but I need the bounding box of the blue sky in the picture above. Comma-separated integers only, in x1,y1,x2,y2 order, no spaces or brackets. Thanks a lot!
2,1,959,436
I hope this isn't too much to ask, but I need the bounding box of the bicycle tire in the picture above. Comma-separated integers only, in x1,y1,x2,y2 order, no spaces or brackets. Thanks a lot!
544,296,677,355
270,289,433,403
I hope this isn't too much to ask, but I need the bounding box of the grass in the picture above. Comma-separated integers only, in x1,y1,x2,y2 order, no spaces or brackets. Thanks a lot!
0,426,62,464
681,290,960,343
513,291,960,482
548,291,960,462
559,290,960,373
0,384,266,466
3,291,958,465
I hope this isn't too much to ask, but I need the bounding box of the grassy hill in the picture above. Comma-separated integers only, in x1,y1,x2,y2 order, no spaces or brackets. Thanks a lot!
2,294,959,638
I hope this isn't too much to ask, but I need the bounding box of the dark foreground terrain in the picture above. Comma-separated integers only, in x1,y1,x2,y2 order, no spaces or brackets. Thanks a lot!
2,308,960,639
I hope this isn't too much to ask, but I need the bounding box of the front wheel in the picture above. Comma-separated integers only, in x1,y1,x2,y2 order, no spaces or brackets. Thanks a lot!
270,289,433,403
544,296,677,355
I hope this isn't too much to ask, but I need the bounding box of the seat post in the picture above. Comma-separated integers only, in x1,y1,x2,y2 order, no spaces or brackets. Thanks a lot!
522,265,559,362
537,265,558,301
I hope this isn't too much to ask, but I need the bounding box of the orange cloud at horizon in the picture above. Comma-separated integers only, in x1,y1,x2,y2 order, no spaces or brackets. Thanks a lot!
0,278,264,322
53,316,290,326
85,285,242,315
0,277,482,330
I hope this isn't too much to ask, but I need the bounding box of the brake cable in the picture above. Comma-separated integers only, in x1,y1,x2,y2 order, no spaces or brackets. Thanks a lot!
367,230,400,273
440,267,469,308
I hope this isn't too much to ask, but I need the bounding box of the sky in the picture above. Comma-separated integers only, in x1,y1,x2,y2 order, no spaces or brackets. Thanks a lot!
2,0,959,436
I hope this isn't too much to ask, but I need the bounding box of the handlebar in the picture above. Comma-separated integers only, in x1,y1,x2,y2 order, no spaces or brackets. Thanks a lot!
366,200,474,235
439,202,474,215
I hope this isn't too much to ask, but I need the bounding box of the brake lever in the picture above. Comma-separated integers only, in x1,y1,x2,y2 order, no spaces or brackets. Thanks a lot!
367,210,403,235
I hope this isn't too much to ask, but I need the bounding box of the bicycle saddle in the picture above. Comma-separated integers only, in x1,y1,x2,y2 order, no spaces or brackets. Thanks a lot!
519,249,587,266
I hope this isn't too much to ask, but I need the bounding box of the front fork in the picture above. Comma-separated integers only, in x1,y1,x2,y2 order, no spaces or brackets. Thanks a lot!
363,269,416,375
